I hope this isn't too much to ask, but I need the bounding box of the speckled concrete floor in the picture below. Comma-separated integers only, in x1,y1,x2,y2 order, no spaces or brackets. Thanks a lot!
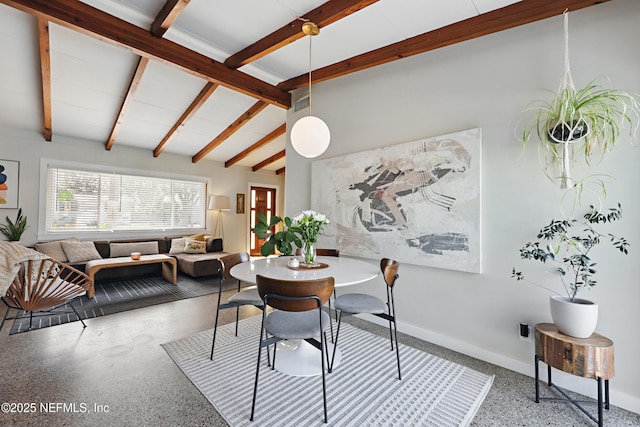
0,285,638,426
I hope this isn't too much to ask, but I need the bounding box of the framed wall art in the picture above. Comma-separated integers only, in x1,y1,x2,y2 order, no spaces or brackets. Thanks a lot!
311,128,482,273
236,193,245,214
0,159,20,209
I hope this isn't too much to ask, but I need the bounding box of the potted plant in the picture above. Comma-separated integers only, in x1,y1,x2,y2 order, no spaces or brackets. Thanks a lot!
0,208,28,241
520,12,640,190
252,213,301,257
521,81,640,189
512,203,629,338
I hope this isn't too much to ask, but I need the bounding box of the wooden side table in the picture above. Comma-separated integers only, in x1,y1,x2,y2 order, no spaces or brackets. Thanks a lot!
534,323,614,426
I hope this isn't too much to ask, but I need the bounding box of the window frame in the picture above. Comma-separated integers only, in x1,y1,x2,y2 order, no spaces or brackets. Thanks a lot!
38,159,210,241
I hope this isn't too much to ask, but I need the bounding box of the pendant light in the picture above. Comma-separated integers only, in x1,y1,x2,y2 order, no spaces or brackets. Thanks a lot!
290,21,330,158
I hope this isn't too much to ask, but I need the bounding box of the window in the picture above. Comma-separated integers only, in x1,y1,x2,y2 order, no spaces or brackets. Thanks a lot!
44,164,206,234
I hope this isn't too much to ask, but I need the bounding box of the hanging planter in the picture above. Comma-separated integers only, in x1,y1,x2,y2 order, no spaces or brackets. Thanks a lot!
521,11,640,190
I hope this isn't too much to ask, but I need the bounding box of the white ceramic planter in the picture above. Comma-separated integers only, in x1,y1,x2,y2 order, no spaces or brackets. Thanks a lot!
549,295,598,338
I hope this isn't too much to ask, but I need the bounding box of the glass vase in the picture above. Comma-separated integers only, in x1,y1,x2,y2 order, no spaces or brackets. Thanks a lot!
302,242,316,265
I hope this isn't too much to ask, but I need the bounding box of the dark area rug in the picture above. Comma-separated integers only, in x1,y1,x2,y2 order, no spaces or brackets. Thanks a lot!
8,274,235,334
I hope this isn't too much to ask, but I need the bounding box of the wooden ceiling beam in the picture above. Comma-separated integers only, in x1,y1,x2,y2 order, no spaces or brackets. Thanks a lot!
192,101,269,163
154,82,219,157
275,167,285,175
2,0,290,108
224,0,378,69
279,0,610,91
106,57,149,151
37,17,52,141
151,0,191,37
225,123,286,168
252,150,285,172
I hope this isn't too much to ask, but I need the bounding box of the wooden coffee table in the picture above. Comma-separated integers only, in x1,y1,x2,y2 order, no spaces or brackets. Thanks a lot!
85,254,177,298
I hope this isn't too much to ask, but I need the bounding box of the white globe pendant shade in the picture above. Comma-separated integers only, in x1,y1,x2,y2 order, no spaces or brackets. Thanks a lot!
290,115,331,158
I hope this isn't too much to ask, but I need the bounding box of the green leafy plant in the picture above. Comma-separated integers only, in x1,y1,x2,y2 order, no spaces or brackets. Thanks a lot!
0,208,28,241
522,81,640,167
512,203,629,302
252,213,301,257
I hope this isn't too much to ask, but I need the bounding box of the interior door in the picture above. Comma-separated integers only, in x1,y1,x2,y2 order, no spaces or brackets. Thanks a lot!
250,187,276,256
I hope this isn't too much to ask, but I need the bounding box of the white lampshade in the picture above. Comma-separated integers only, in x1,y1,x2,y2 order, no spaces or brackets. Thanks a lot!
290,115,330,158
208,195,231,210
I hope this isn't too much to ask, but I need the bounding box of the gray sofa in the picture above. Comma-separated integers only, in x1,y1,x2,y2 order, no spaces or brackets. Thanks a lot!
34,236,227,282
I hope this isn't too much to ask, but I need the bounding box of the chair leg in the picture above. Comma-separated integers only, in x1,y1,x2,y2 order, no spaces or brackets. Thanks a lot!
264,328,272,368
320,327,328,423
210,300,222,360
69,303,87,328
271,338,278,370
250,311,268,421
234,306,240,336
329,312,343,373
327,298,334,343
392,317,401,380
386,304,394,351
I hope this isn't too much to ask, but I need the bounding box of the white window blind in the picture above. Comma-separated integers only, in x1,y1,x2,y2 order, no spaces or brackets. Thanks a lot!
45,166,206,233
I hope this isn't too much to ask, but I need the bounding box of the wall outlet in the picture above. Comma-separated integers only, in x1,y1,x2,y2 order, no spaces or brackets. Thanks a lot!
519,322,532,342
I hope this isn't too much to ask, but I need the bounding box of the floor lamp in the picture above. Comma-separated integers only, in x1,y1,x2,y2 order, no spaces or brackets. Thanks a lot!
208,195,231,240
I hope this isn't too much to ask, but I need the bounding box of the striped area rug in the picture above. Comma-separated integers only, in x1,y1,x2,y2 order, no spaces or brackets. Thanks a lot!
9,275,223,334
162,316,494,426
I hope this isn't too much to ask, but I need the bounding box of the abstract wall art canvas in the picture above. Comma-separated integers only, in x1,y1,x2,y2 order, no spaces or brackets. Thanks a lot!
0,159,20,209
311,128,482,273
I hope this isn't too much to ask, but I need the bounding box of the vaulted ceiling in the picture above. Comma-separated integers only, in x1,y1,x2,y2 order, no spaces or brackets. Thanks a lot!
0,0,606,173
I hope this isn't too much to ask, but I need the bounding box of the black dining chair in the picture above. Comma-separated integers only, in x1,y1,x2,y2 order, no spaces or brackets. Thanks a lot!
329,258,401,380
210,252,264,360
250,274,335,423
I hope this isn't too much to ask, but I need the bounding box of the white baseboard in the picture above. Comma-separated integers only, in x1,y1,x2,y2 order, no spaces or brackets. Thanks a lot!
356,314,640,415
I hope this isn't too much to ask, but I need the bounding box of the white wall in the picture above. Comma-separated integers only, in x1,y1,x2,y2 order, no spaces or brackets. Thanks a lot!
285,0,640,413
0,127,284,254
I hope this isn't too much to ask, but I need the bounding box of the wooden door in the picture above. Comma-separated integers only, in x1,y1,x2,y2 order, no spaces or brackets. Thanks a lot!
250,186,276,256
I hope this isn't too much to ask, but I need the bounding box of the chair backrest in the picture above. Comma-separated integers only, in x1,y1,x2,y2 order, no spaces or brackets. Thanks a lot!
5,259,91,311
219,252,250,280
294,248,340,257
256,274,334,312
380,258,399,288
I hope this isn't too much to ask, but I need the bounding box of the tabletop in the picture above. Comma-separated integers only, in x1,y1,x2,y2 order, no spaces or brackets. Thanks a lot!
230,256,379,287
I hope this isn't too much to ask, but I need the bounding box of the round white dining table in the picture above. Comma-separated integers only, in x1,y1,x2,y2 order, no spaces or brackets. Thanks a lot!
230,255,380,376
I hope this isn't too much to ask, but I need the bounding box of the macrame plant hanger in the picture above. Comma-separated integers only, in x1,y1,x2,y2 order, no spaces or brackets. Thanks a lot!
549,10,590,190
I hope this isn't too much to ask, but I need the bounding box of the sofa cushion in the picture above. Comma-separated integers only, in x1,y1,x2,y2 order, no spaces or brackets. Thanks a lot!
184,239,206,254
173,252,226,277
109,241,159,257
61,241,102,263
206,237,223,253
35,238,79,262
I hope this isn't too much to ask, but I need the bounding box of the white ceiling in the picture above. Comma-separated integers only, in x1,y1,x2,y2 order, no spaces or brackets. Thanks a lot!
0,0,520,171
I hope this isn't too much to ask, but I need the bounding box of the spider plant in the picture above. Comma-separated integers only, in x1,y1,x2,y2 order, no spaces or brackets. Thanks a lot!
522,80,640,165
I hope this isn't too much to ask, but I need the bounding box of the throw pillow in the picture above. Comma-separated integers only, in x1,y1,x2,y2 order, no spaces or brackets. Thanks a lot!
34,238,78,262
61,241,102,263
186,233,205,242
183,239,206,254
169,237,189,254
110,241,159,257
